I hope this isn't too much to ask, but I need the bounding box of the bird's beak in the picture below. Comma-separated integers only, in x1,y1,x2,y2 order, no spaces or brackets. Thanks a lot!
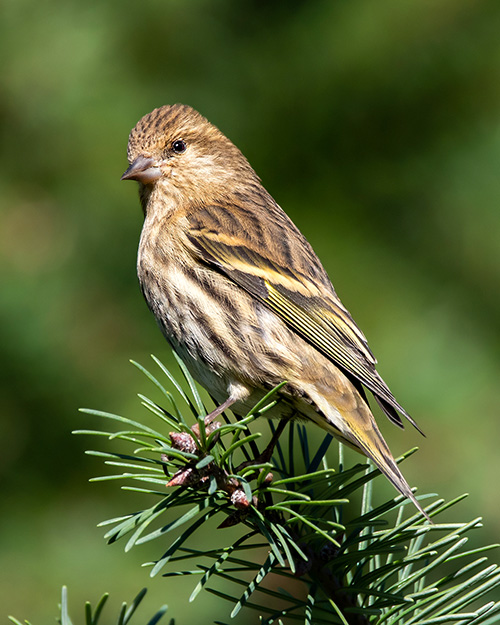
121,155,162,184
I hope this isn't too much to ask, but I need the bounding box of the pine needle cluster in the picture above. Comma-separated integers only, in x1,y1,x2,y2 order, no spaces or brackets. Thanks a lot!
68,354,500,625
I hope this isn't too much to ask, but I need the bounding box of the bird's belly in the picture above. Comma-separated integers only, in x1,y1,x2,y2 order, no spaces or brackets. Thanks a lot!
138,255,303,409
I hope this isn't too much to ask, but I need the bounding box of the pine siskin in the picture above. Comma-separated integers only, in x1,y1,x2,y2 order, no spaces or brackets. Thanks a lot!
121,104,429,520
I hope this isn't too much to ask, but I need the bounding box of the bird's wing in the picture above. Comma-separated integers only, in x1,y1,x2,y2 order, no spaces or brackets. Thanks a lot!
186,203,422,433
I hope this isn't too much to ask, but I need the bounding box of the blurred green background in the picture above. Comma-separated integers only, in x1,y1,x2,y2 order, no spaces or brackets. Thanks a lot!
2,0,500,621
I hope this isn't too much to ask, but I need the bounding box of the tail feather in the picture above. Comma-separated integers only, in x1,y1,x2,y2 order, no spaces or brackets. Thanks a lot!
310,407,431,522
354,434,431,522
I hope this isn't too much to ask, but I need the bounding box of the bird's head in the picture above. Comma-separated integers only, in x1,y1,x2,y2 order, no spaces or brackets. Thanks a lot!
121,104,259,210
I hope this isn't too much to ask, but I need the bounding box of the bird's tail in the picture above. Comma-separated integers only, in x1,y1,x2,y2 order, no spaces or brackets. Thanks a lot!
309,407,431,522
350,430,431,522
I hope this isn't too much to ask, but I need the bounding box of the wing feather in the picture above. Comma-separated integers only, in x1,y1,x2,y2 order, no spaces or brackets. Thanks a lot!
186,203,422,434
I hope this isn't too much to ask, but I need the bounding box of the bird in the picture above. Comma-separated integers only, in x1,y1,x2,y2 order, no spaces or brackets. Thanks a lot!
121,103,429,520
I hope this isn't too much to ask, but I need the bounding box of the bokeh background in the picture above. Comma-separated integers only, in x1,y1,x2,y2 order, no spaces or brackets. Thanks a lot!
1,0,500,621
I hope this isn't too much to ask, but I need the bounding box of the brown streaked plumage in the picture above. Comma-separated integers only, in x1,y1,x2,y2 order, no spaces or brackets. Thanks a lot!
122,104,429,520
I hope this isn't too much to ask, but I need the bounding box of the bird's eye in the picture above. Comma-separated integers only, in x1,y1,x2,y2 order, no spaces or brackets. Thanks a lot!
172,139,187,154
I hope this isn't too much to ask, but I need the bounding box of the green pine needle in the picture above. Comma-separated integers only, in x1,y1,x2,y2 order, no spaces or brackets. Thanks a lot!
75,354,500,624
